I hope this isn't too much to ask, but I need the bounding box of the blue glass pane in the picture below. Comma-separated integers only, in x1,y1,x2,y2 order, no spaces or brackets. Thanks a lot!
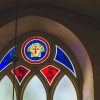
0,47,15,72
54,45,76,77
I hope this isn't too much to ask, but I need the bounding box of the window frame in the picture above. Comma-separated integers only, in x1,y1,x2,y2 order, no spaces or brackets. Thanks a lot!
0,31,82,100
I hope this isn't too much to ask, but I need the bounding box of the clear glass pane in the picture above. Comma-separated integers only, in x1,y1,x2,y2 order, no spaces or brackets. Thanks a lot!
0,76,17,100
23,76,47,100
53,75,77,100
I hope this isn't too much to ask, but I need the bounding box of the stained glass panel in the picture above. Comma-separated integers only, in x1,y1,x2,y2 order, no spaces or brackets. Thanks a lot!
54,45,76,77
21,36,50,64
11,65,30,85
41,65,60,85
0,76,17,100
23,76,47,100
53,75,77,100
0,47,15,72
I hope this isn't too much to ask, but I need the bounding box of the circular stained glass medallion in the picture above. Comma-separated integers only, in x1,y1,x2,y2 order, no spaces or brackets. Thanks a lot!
21,36,50,64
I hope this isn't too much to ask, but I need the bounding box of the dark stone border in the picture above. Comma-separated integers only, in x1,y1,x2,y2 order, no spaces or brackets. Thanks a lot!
0,4,100,30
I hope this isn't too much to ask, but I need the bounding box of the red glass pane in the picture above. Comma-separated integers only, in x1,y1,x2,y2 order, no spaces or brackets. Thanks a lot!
12,65,30,84
41,65,60,85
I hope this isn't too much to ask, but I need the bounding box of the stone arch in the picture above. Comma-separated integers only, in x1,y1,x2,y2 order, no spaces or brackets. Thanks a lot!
0,16,94,100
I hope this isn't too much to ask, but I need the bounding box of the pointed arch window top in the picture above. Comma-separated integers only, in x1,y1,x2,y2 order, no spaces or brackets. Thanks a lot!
54,45,76,77
53,75,77,100
23,75,47,100
0,76,17,100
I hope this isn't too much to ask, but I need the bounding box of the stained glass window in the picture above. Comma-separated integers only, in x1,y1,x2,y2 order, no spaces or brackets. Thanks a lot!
54,45,76,77
23,76,47,100
0,32,80,100
0,47,15,72
0,76,17,100
40,65,60,85
53,75,77,100
11,65,30,85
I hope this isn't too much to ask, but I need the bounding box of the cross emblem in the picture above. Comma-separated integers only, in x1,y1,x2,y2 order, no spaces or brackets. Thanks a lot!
27,43,45,57
33,46,39,54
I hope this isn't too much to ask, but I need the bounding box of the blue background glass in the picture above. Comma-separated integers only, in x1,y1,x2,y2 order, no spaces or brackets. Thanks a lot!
25,40,47,61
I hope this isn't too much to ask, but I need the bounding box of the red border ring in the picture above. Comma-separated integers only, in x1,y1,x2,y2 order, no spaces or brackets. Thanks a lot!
21,36,50,64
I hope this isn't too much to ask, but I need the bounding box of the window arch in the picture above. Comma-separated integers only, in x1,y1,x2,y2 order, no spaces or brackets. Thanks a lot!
0,76,17,100
0,16,94,100
0,31,81,100
53,75,77,100
23,75,47,100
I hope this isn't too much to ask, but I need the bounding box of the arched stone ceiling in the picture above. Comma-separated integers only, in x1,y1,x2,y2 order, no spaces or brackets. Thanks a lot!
0,0,100,20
